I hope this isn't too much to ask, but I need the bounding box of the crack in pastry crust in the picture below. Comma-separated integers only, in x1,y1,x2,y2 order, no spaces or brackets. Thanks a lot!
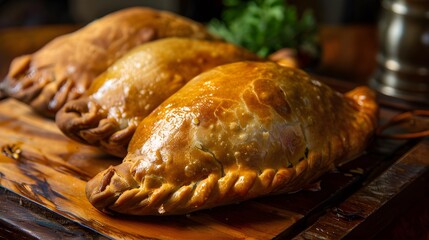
1,7,215,117
86,61,378,215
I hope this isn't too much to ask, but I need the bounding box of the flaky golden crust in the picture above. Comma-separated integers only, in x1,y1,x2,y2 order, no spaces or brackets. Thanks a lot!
86,61,378,215
0,7,215,117
56,38,258,157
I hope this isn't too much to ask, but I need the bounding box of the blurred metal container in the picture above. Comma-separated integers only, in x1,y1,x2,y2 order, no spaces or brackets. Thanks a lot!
370,0,429,103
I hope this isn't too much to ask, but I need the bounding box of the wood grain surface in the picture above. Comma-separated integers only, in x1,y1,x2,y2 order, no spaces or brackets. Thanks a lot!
293,139,429,240
0,97,426,239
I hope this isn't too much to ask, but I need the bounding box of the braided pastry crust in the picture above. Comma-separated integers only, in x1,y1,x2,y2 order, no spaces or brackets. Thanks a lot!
86,61,378,215
0,7,214,117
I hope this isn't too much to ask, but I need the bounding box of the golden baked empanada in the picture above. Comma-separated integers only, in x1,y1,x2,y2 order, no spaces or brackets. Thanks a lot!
56,38,258,157
86,61,378,215
0,7,214,117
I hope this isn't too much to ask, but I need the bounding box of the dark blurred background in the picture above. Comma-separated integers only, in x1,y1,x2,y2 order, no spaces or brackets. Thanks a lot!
0,0,380,27
0,0,381,80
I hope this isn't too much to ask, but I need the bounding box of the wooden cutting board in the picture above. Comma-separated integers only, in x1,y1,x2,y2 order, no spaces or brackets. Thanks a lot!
0,97,427,239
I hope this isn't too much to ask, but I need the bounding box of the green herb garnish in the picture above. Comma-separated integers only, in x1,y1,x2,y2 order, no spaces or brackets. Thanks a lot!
208,0,319,59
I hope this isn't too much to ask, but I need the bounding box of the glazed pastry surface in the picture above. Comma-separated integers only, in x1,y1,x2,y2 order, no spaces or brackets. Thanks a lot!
56,38,258,157
0,7,214,117
86,61,378,215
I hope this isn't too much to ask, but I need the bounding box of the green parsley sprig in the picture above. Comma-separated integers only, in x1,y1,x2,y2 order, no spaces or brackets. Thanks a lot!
208,0,319,60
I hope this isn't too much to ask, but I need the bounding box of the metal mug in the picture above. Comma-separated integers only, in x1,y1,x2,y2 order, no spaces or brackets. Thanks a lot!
370,0,429,103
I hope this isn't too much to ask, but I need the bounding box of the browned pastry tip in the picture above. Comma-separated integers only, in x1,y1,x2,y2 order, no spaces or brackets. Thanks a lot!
1,7,216,118
56,97,106,143
56,96,135,157
85,61,378,216
345,86,378,121
86,161,139,213
1,55,43,103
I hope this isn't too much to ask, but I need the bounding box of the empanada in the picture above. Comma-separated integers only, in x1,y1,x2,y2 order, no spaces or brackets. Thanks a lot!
56,38,258,157
0,7,214,117
86,61,378,215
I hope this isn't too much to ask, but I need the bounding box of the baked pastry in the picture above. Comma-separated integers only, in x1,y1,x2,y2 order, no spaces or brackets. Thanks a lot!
56,38,258,157
0,7,215,117
86,61,378,216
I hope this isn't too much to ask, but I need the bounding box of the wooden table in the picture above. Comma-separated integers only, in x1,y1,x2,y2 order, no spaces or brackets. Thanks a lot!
1,25,429,239
0,80,428,239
